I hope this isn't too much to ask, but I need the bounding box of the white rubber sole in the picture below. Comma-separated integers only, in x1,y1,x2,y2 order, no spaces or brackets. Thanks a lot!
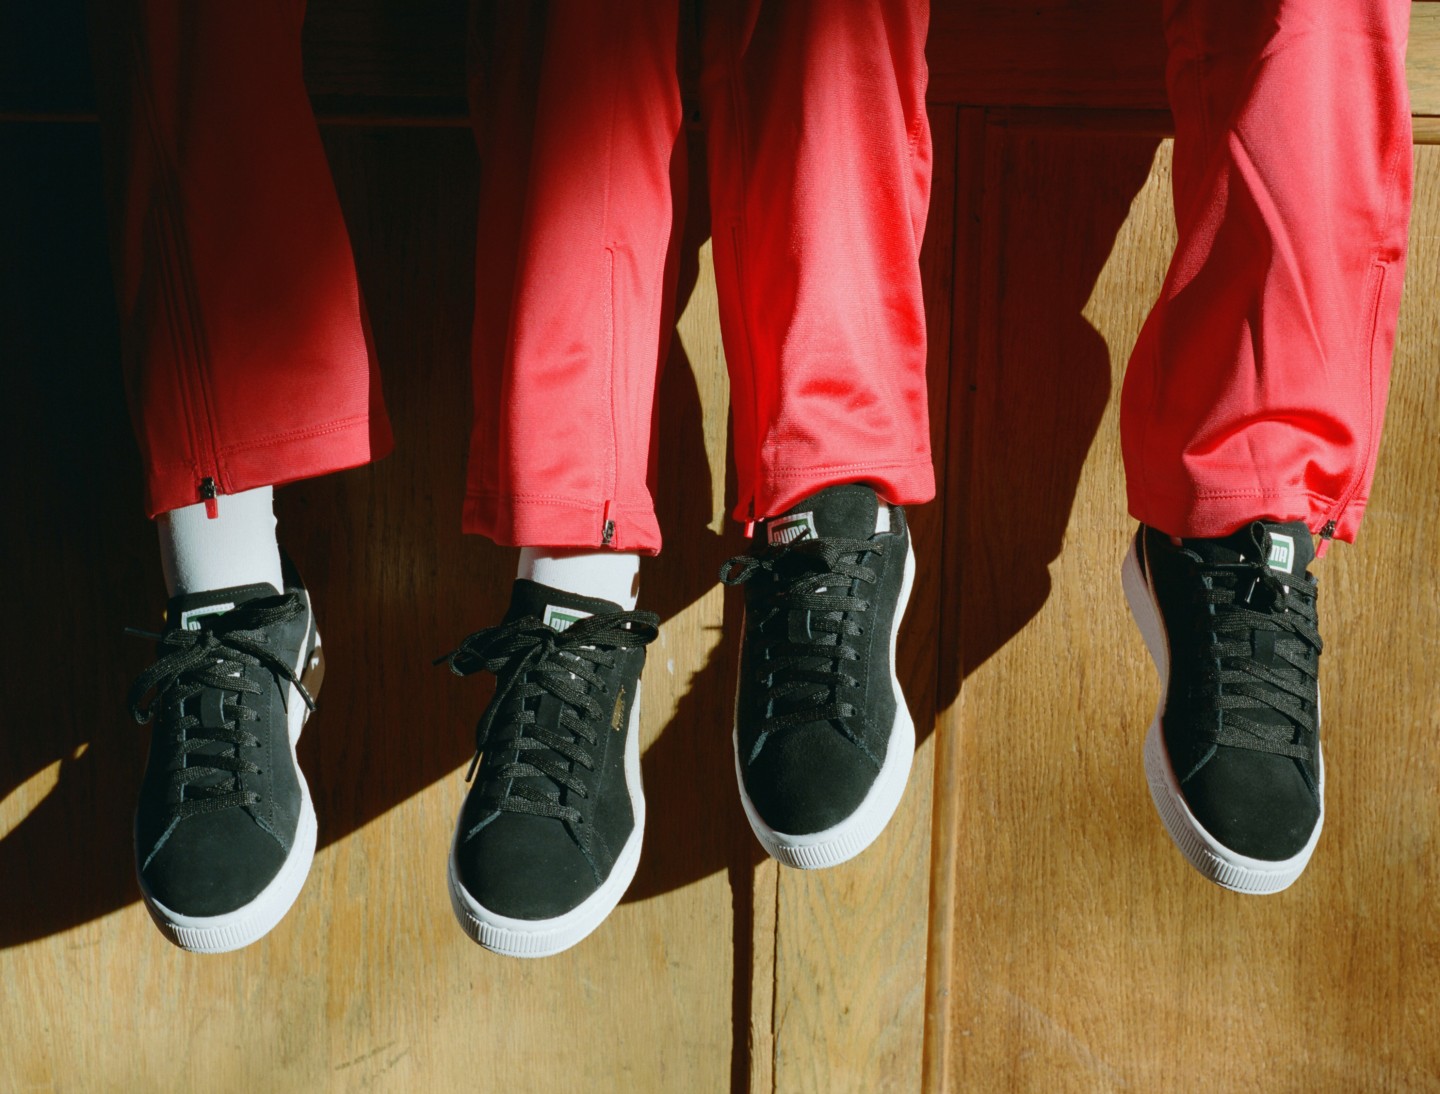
139,622,323,953
1122,537,1322,895
448,692,645,958
735,539,918,870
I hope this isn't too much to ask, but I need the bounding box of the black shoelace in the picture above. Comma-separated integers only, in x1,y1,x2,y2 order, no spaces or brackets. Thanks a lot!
127,595,315,822
1185,553,1322,761
438,611,660,830
720,535,886,755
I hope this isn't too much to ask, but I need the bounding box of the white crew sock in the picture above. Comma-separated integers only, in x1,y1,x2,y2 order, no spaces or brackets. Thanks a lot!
158,485,284,597
518,547,640,611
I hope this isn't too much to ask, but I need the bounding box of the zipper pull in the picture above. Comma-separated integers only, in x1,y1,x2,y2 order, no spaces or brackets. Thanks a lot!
199,477,219,519
1315,520,1337,559
600,500,615,546
743,498,756,540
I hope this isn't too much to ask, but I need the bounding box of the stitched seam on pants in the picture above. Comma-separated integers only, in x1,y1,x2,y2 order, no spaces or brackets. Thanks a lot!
212,415,374,455
1328,260,1386,526
599,12,621,538
761,457,934,480
147,210,202,492
604,244,619,530
134,27,226,496
1146,484,1340,504
130,27,205,497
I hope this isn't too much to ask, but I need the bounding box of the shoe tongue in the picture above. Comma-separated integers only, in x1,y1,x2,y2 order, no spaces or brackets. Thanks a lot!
1185,520,1314,576
763,484,880,546
159,582,281,802
1193,521,1315,740
505,579,622,633
494,580,624,814
165,582,279,633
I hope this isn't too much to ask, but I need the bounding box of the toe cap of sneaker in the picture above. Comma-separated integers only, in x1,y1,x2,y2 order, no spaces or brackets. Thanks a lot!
743,723,881,836
139,811,289,917
1181,749,1320,862
454,814,607,921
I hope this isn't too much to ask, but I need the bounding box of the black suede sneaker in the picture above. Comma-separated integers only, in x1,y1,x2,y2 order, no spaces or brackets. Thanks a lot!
1122,520,1323,894
127,558,324,951
440,580,659,958
720,484,916,869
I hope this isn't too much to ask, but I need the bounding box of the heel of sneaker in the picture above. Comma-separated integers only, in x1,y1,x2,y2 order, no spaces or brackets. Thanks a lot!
301,634,326,708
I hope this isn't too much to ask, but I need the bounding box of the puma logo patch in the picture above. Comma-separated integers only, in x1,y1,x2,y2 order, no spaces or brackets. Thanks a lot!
1266,533,1295,575
179,603,235,631
767,512,817,546
542,604,591,632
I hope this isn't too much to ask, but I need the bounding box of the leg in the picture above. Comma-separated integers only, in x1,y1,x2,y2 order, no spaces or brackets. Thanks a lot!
464,0,685,554
91,0,391,520
706,0,934,868
702,0,935,524
446,1,679,957
1121,0,1412,893
93,0,369,951
1122,0,1412,544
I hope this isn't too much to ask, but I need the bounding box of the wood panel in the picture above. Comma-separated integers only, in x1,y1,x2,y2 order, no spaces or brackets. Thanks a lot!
931,122,1440,1093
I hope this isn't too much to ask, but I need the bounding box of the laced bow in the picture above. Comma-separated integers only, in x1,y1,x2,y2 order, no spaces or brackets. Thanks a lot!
127,595,315,820
437,611,660,827
1184,548,1322,762
720,535,886,753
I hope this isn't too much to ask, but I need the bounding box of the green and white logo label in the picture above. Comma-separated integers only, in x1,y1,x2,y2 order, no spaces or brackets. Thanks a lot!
1266,533,1295,575
179,602,235,631
542,605,592,633
768,511,818,547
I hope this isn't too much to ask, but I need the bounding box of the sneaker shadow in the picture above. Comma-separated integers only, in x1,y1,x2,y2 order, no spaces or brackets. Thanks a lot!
929,124,1164,725
0,122,155,948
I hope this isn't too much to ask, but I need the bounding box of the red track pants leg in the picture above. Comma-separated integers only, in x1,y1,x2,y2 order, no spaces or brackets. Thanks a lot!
464,1,684,554
1121,0,1413,543
92,1,391,518
701,0,935,524
465,1,935,553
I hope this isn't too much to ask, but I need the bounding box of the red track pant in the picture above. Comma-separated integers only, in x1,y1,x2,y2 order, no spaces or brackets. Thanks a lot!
1122,0,1413,544
96,2,1411,550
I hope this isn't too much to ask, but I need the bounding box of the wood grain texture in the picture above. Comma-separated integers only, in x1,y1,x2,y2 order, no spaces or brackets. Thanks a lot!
1408,3,1440,119
922,105,989,1094
931,124,1440,1094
